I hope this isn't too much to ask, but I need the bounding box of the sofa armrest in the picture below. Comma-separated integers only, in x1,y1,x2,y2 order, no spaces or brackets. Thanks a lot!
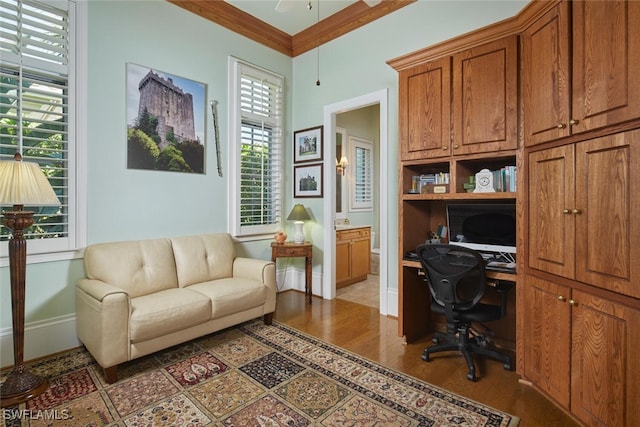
233,257,277,313
76,279,130,369
233,257,274,284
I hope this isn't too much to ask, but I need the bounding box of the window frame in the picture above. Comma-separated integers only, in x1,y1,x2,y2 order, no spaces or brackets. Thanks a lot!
349,136,374,212
0,0,87,266
227,56,284,239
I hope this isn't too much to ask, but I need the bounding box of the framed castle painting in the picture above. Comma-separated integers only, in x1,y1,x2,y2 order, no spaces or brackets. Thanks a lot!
294,163,323,198
126,63,206,173
294,125,323,164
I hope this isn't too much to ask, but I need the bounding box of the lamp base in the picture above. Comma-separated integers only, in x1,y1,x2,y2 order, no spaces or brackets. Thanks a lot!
0,366,48,407
293,221,305,244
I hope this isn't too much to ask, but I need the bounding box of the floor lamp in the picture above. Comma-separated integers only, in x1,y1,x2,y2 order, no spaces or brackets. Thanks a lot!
0,153,60,407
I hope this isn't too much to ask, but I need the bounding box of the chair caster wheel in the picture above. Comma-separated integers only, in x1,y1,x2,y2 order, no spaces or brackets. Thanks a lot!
466,372,476,381
503,363,513,371
432,337,439,344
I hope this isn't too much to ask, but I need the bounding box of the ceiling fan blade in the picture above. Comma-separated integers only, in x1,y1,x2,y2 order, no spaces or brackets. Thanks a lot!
275,0,296,13
363,0,382,6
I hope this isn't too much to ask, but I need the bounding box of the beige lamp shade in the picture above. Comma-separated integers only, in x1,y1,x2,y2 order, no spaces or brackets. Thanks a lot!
0,154,60,206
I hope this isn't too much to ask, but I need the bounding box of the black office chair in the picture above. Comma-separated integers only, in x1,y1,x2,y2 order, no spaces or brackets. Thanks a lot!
416,243,513,381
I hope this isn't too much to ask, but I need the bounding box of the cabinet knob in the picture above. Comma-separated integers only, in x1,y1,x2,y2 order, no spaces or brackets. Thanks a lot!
557,123,567,129
453,145,459,149
569,299,577,306
558,295,567,302
571,209,582,214
442,146,448,151
569,119,579,125
563,209,571,214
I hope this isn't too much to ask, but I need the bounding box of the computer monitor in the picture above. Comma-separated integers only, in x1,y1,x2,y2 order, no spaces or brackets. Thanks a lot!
446,203,516,254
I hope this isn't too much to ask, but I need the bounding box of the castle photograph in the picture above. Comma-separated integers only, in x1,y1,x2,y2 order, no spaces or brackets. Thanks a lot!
126,63,206,173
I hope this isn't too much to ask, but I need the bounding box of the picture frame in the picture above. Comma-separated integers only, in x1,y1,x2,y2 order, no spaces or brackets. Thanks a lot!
294,163,323,198
294,125,323,163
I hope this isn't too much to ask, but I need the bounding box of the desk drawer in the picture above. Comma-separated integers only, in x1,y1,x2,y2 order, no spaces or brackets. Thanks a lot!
278,246,309,257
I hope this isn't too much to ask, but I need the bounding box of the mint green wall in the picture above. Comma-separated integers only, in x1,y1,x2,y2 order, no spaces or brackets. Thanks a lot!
291,0,527,292
1,0,528,331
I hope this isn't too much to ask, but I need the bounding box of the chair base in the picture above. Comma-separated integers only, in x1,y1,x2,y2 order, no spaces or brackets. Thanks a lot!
422,328,513,381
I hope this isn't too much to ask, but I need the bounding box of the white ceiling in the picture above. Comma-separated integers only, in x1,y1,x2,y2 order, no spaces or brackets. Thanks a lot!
224,0,360,35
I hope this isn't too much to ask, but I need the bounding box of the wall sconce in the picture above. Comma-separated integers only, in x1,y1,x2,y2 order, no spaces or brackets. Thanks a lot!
336,156,348,175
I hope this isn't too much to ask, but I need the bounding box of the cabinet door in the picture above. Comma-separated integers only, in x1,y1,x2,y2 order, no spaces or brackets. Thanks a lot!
399,57,451,160
524,275,571,408
574,130,640,299
336,239,351,286
350,237,371,281
522,0,571,146
572,0,640,133
570,289,640,426
528,145,575,278
452,35,518,155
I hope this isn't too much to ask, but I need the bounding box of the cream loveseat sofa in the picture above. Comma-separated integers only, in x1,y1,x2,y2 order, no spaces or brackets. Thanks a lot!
76,233,276,383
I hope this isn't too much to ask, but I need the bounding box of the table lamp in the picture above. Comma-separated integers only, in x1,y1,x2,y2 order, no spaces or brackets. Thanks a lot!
287,204,311,244
0,153,60,406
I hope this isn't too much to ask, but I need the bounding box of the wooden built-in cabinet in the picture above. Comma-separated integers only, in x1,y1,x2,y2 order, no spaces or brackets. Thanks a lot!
522,0,640,146
527,130,640,299
336,227,370,289
399,36,517,161
390,0,640,424
524,128,640,426
524,274,640,426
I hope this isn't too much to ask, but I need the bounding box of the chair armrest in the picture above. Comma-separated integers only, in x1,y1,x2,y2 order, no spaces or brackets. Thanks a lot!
76,279,130,369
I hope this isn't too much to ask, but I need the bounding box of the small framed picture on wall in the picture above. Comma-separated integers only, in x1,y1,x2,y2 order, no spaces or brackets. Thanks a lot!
294,163,323,198
294,126,323,163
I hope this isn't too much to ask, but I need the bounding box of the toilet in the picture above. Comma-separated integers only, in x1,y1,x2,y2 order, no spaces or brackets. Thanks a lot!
370,232,380,275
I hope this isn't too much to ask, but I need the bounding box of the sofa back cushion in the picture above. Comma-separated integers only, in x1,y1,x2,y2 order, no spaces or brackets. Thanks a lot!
83,238,178,298
171,233,235,287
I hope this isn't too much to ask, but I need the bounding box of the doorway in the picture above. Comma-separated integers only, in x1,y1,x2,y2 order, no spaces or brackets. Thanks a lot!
322,89,389,315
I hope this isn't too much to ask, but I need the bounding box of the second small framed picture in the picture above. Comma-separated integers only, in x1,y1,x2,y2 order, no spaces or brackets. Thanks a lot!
294,125,323,163
294,163,323,198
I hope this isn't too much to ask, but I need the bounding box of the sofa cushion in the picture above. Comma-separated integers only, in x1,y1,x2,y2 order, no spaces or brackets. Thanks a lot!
83,238,178,298
171,234,235,287
187,278,267,320
130,288,211,342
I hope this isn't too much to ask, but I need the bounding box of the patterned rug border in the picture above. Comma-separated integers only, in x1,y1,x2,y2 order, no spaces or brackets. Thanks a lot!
243,320,520,427
0,319,520,426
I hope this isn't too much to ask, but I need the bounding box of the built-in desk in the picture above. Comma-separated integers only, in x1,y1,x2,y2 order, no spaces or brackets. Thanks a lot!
400,259,517,349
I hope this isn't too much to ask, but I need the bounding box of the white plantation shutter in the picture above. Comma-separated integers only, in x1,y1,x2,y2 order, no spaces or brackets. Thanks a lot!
0,0,76,254
350,137,373,211
229,58,284,237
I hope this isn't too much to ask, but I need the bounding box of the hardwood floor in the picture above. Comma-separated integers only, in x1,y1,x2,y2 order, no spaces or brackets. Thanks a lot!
274,290,580,427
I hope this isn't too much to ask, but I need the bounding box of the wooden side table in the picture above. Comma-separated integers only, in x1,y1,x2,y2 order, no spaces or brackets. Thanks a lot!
271,241,313,304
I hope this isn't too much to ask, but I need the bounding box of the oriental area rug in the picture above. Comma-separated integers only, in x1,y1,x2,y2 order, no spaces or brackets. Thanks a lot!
1,320,519,426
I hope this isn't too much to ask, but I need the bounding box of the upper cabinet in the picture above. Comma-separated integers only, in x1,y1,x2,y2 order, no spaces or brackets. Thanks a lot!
399,57,451,161
452,36,518,156
522,0,640,146
399,36,518,161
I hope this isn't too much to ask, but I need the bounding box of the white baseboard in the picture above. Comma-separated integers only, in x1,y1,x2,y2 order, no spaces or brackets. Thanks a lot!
0,314,81,369
385,288,398,317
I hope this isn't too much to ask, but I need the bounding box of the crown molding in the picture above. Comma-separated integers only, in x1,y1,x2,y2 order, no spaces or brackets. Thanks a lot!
168,0,415,58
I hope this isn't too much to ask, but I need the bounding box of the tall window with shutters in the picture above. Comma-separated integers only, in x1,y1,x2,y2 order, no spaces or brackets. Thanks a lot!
350,136,374,211
0,0,79,256
228,58,284,237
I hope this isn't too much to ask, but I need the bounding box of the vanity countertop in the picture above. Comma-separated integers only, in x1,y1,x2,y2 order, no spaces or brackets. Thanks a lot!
334,224,371,231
